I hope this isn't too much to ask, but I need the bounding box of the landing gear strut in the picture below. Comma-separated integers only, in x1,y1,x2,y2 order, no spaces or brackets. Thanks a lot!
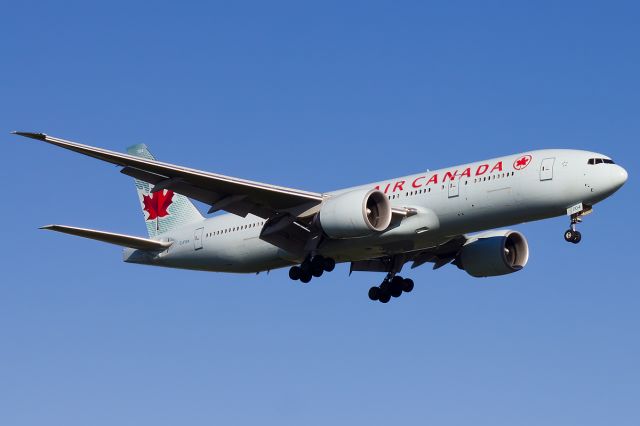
368,274,414,304
289,255,335,283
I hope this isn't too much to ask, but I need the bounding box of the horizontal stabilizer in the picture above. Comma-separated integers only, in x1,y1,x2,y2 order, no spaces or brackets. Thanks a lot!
40,225,172,251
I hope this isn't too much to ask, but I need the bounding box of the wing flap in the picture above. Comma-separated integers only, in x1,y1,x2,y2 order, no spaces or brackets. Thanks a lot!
349,235,468,273
41,225,172,251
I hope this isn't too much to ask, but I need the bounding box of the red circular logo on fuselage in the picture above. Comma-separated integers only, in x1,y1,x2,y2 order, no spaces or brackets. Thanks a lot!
513,155,532,170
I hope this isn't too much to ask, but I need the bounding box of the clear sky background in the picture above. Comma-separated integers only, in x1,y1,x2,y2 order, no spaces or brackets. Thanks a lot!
1,1,638,425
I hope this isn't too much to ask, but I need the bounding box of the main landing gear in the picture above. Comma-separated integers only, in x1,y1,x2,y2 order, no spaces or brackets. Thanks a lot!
289,255,336,283
368,274,414,304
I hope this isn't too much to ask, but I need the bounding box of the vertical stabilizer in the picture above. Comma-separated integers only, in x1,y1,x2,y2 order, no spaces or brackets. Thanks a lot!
127,144,204,238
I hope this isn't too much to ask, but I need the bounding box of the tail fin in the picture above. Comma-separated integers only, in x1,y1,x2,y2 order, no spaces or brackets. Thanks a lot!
127,144,204,238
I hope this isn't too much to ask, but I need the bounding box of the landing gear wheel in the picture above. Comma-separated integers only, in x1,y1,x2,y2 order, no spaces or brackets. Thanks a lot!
368,287,380,301
564,229,582,244
564,230,575,243
572,231,582,244
289,266,301,281
402,278,414,293
299,271,312,283
390,276,404,298
311,265,324,277
378,292,391,303
323,257,336,272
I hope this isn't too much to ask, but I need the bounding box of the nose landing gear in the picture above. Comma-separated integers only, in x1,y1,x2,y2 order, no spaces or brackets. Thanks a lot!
564,214,582,243
564,206,591,244
564,203,593,244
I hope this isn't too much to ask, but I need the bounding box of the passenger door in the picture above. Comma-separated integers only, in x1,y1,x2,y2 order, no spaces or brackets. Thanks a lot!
540,158,555,181
194,227,204,251
448,179,460,198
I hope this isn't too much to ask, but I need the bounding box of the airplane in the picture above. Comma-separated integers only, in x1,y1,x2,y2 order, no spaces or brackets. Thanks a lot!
12,132,628,303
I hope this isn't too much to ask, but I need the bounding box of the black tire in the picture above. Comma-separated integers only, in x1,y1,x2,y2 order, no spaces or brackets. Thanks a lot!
300,271,312,283
390,276,403,297
311,255,324,267
572,231,582,244
564,230,574,242
403,278,414,293
379,292,391,303
390,286,403,298
311,264,324,277
368,287,380,301
323,257,336,272
289,266,301,281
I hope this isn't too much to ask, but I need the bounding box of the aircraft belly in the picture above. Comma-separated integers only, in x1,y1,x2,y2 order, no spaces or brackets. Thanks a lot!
145,228,289,273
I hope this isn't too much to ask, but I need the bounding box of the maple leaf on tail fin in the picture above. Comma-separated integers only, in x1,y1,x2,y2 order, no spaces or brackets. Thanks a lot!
142,190,174,221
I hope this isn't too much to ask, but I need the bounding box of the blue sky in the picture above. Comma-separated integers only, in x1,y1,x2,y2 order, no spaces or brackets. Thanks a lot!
1,1,639,425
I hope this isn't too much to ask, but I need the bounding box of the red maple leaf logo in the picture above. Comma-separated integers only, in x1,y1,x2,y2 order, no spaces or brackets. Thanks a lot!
513,155,532,170
142,190,174,221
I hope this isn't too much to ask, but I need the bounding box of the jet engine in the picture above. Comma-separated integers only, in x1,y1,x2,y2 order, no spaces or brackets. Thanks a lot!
318,189,392,239
456,231,529,277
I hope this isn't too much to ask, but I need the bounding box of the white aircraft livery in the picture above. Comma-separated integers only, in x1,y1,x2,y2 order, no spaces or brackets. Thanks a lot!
13,132,628,303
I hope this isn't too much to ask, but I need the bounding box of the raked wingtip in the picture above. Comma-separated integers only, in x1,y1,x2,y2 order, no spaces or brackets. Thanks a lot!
12,131,47,140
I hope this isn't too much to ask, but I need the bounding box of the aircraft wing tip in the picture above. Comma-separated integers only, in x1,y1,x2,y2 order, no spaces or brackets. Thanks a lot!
39,224,56,230
12,131,47,140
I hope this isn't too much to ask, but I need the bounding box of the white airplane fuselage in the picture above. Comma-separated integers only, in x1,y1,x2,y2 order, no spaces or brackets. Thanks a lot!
124,149,627,273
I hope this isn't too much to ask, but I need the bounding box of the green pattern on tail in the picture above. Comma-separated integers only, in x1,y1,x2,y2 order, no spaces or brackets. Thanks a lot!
127,144,203,238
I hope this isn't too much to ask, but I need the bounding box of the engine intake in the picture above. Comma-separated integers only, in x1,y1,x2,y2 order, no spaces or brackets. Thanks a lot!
319,189,392,239
457,231,529,277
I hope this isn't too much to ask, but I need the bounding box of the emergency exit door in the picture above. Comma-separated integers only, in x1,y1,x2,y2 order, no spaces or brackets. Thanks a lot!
540,158,555,181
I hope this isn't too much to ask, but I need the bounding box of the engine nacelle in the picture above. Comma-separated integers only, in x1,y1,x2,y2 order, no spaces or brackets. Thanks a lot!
319,189,392,239
457,230,529,277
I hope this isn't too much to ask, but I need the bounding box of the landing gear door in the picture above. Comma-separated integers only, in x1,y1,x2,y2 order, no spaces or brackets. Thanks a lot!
194,227,204,251
540,158,555,181
448,179,459,198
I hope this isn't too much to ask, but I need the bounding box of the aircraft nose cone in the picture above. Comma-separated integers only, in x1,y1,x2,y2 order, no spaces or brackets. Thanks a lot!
616,165,628,185
610,165,628,190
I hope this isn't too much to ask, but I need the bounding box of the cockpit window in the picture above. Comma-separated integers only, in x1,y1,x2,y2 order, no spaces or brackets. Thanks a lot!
588,158,615,165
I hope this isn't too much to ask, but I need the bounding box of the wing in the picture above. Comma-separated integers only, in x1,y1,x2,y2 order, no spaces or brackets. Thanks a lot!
349,235,468,273
41,225,172,251
13,132,324,219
